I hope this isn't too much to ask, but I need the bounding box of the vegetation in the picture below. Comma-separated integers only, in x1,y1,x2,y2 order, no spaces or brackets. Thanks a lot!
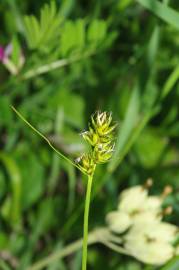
1,0,179,269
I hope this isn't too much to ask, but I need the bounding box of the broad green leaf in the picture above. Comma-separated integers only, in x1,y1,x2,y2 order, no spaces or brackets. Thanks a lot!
17,150,45,209
134,127,168,168
34,198,57,235
0,233,8,249
11,139,46,210
117,0,133,10
49,88,85,128
60,19,85,56
87,20,107,45
0,152,22,227
0,96,12,126
76,20,85,49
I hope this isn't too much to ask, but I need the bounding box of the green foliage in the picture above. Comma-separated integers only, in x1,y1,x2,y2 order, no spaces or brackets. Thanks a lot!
24,1,62,52
0,152,21,228
87,19,107,45
60,19,85,56
60,19,108,56
161,257,179,270
134,127,168,168
23,1,109,58
1,0,179,269
136,0,179,30
11,36,21,66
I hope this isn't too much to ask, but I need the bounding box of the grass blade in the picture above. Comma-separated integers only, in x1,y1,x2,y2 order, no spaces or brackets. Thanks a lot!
136,0,179,30
108,84,140,172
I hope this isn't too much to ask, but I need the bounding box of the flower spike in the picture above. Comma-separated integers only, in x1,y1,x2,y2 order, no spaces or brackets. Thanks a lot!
76,111,117,175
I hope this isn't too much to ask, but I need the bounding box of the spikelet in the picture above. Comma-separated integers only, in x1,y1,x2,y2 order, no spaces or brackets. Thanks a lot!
76,111,116,175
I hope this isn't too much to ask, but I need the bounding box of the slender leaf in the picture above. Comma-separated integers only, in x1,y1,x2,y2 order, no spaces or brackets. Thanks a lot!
0,152,22,227
136,0,179,30
108,84,140,172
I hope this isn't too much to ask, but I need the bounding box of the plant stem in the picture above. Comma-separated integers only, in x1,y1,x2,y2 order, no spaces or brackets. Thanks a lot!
28,230,98,270
82,174,94,270
101,240,129,256
11,106,87,175
28,228,124,270
22,51,94,80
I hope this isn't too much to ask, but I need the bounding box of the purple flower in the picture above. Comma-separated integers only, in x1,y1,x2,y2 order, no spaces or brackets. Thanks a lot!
0,46,5,62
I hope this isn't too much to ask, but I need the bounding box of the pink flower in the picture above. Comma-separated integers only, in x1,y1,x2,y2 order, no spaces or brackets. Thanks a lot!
0,43,25,74
0,44,13,62
0,46,5,62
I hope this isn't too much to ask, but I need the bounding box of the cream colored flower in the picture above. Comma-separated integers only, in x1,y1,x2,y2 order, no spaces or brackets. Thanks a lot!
146,222,177,242
132,211,161,224
118,186,163,216
105,184,178,266
106,211,132,234
124,236,174,265
118,186,148,214
143,196,162,213
125,221,177,243
175,245,179,256
124,221,177,265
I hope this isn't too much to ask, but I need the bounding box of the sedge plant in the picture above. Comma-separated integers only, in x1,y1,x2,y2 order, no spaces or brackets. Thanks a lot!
76,111,117,270
11,107,116,270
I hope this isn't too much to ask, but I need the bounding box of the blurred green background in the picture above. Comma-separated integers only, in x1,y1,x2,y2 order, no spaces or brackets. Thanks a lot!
1,0,179,269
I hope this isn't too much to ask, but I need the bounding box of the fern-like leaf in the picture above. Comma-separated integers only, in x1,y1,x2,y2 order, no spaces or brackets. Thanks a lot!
24,1,62,52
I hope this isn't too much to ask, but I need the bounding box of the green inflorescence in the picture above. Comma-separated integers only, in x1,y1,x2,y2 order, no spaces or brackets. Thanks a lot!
76,111,117,175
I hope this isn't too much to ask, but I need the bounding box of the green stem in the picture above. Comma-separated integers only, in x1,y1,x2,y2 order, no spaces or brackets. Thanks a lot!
27,228,124,270
82,174,94,270
11,106,87,175
28,230,98,270
22,51,94,80
101,240,129,256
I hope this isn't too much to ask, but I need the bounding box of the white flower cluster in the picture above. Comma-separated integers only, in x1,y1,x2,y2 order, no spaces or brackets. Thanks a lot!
106,183,179,265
